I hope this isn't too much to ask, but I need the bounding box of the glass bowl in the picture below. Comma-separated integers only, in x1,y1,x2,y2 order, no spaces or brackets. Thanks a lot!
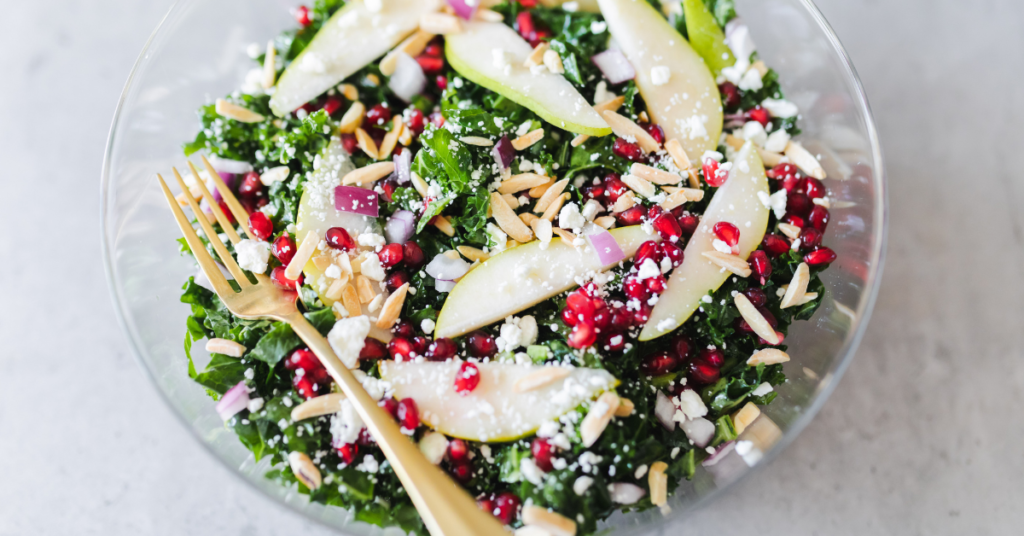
100,0,886,533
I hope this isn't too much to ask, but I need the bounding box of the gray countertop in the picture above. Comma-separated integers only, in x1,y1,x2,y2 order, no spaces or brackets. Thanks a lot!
1,0,1020,534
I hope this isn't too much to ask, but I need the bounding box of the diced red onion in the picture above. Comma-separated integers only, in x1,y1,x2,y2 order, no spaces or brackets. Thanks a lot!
385,210,417,245
492,136,514,170
207,173,235,203
680,417,715,448
215,381,251,421
702,441,736,467
435,279,457,293
389,53,427,103
334,185,380,217
207,154,253,174
591,49,635,84
394,149,412,184
609,483,646,505
447,0,478,20
587,229,626,266
654,391,676,431
425,253,471,282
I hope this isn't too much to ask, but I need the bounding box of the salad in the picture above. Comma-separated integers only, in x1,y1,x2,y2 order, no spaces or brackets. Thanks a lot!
177,0,835,534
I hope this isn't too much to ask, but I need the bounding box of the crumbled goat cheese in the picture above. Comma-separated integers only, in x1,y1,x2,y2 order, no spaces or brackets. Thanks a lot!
420,318,435,335
558,202,586,230
360,253,386,281
751,382,774,397
650,66,671,86
358,233,386,248
764,129,791,153
761,98,799,118
739,68,763,91
673,390,708,422
635,258,661,281
520,458,545,485
330,398,364,447
235,239,271,274
328,316,371,369
712,239,733,254
325,264,342,279
574,476,594,496
742,121,768,147
356,454,380,473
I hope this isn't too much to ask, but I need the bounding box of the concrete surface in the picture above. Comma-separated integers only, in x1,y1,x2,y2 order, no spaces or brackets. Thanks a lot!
1,0,1020,534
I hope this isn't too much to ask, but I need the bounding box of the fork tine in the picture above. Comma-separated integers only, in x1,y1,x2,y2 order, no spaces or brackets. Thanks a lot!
201,155,256,240
157,174,235,297
187,161,242,244
171,167,253,288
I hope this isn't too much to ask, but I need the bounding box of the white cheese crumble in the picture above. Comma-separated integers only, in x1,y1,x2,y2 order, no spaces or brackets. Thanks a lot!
330,398,364,447
357,232,386,248
751,382,774,397
558,202,586,230
741,120,768,147
635,258,661,280
761,98,799,118
764,129,791,153
650,66,671,86
327,316,370,369
574,476,594,496
673,390,708,422
420,318,435,335
235,239,270,274
360,253,386,281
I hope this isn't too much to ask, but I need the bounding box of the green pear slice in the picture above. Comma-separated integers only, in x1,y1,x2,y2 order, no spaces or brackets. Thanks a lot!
640,143,770,341
445,21,611,136
379,360,618,441
434,225,655,339
682,0,735,76
596,0,723,158
269,0,441,116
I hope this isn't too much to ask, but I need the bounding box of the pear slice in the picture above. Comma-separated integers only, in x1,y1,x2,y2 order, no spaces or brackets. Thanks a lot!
682,0,735,76
379,360,618,441
445,21,611,136
596,0,723,158
640,143,770,341
434,225,655,339
269,0,441,116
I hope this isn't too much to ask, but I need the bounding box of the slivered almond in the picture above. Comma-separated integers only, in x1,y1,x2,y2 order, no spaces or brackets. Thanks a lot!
377,117,404,160
551,227,577,244
338,101,365,134
780,262,810,309
338,83,358,101
288,452,321,490
747,348,791,366
285,231,320,280
398,127,413,146
615,398,635,417
601,110,659,153
376,283,409,329
571,134,589,147
355,275,376,303
490,192,534,243
514,367,572,393
215,99,265,123
206,338,246,357
778,222,802,239
638,111,649,122
541,193,570,222
364,73,380,86
474,8,504,22
457,245,489,262
410,171,429,197
420,12,462,34
291,393,346,421
502,193,521,210
350,251,369,274
688,168,701,189
525,43,549,68
701,251,752,277
779,289,820,306
735,293,781,344
460,136,494,147
512,128,545,150
611,191,637,213
785,141,826,179
649,461,669,507
543,49,564,74
325,278,347,301
581,391,620,448
594,95,626,113
341,284,362,318
529,180,553,198
312,254,333,271
520,212,540,226
355,128,380,160
262,41,277,89
522,506,577,536
380,30,436,75
660,189,689,211
630,163,684,185
724,134,745,151
813,197,831,208
732,402,761,435
533,178,569,214
665,138,692,170
757,146,784,167
433,215,455,236
342,161,395,185
499,173,551,194
532,218,553,245
621,174,655,198
594,215,616,229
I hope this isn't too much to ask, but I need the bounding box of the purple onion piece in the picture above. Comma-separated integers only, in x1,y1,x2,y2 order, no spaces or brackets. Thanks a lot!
447,0,478,20
388,53,426,103
334,185,380,217
591,49,636,85
492,135,514,170
394,149,412,184
215,381,250,421
385,210,417,244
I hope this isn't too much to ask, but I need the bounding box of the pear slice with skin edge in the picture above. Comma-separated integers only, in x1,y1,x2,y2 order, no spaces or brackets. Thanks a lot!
434,225,658,339
379,360,619,442
596,0,724,158
445,21,612,137
640,142,770,341
269,0,442,117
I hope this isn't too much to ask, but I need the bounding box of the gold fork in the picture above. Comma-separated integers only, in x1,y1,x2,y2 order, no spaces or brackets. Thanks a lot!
158,156,507,536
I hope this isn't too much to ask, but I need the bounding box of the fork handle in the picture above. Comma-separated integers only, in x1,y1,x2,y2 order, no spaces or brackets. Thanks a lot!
285,313,508,536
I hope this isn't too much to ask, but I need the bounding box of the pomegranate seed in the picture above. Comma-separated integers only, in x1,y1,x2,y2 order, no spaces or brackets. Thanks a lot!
609,309,632,332
357,428,375,446
515,11,536,39
424,39,444,57
434,75,448,91
272,235,296,264
411,336,430,357
493,492,521,525
603,174,629,203
379,243,404,268
292,375,319,399
466,330,498,357
454,362,481,395
762,234,790,257
325,227,355,250
592,307,611,329
379,177,400,203
713,221,741,248
736,317,755,334
582,184,606,201
416,55,445,74
749,250,772,284
517,0,538,8
742,288,768,307
429,111,445,127
633,303,652,325
719,82,741,110
787,192,812,217
337,443,359,464
340,133,358,154
647,205,665,220
449,462,473,483
568,322,597,348
635,240,662,266
271,266,303,289
393,320,416,338
616,205,645,226
783,214,806,228
759,331,786,346
799,227,823,250
805,177,826,199
429,338,458,361
677,212,699,236
477,495,497,516
365,104,392,127
804,247,837,266
566,291,596,317
809,205,830,231
660,242,684,267
247,212,273,241
580,282,601,298
747,106,770,127
379,398,399,419
359,338,387,361
388,337,415,360
782,175,806,194
322,97,343,116
238,171,262,197
703,157,727,187
217,202,236,225
653,213,683,242
672,335,693,359
624,276,651,301
404,108,426,136
641,352,680,376
688,361,720,385
396,398,419,430
641,122,665,145
602,332,626,352
758,307,779,328
646,274,667,294
561,307,578,326
385,270,409,292
294,5,312,27
767,163,799,181
285,348,320,372
448,439,470,464
531,438,557,472
698,348,725,368
613,137,645,163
